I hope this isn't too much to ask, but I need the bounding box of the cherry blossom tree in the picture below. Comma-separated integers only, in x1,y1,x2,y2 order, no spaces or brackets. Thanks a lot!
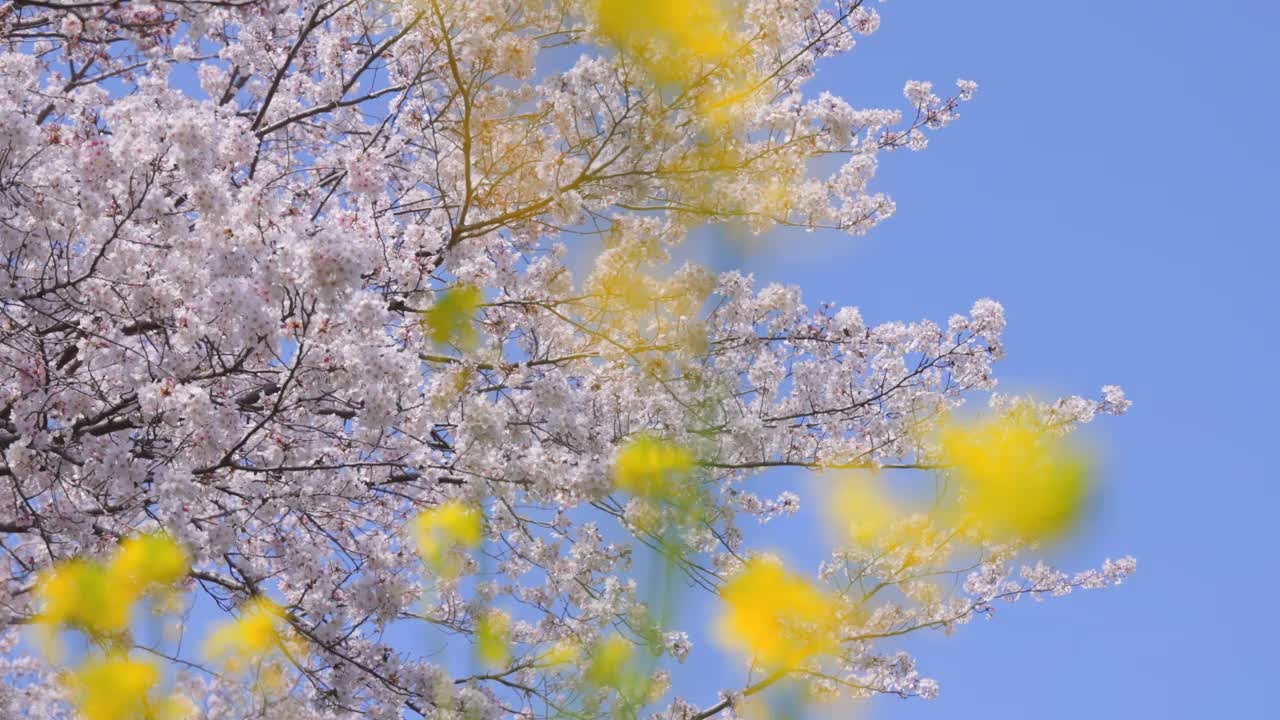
0,1,1135,718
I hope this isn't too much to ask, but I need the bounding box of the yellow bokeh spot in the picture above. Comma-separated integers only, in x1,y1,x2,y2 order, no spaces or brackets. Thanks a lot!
827,473,903,549
36,560,132,646
715,557,839,670
695,75,760,133
476,610,512,670
594,0,734,85
600,270,657,318
35,533,189,655
937,415,1093,542
612,435,694,500
585,634,635,687
412,501,483,575
111,533,190,591
68,654,191,720
544,639,581,666
738,696,772,720
203,596,287,672
422,284,482,349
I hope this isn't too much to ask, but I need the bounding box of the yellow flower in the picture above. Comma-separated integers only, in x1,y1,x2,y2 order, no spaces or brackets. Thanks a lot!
694,74,760,133
35,560,132,648
68,654,191,720
612,435,694,500
543,639,581,666
203,597,287,673
715,558,839,669
826,472,903,549
594,0,734,85
422,284,482,349
412,501,483,575
937,415,1093,542
35,534,190,653
585,634,635,687
476,610,512,669
110,533,190,593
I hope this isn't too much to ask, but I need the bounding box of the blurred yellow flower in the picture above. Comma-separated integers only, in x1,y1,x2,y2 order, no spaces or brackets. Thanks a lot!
938,415,1093,542
110,533,190,593
36,560,132,647
737,696,772,720
476,610,512,669
68,654,191,720
600,270,657,318
695,75,760,133
203,596,287,673
35,533,189,655
412,501,483,574
612,435,694,500
543,639,581,666
422,284,482,349
715,557,839,669
585,634,635,687
594,0,734,85
827,472,903,549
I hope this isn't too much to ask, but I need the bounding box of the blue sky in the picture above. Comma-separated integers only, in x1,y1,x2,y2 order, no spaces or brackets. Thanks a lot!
675,2,1279,717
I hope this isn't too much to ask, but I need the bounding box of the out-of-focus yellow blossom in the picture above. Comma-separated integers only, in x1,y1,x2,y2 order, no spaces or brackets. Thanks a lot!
254,660,290,695
594,0,734,85
475,610,512,669
35,533,189,654
36,560,132,647
110,533,190,605
422,284,482,349
937,415,1092,542
203,596,287,673
585,634,636,687
826,472,903,548
695,75,761,133
612,435,694,500
601,271,657,318
412,500,483,575
68,654,191,720
737,696,772,720
543,639,581,666
715,558,839,669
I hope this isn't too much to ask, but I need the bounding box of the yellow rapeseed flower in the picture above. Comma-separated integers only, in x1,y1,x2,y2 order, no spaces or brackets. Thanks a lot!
68,654,191,720
110,533,190,593
422,284,482,349
35,533,189,655
203,596,287,673
715,557,839,669
826,472,903,549
594,0,734,85
937,415,1093,542
611,435,694,500
412,501,483,575
543,639,581,666
36,560,132,647
585,634,635,687
475,610,512,670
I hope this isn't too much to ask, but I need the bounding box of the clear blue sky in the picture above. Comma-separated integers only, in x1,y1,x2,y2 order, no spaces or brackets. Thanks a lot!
677,2,1279,717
